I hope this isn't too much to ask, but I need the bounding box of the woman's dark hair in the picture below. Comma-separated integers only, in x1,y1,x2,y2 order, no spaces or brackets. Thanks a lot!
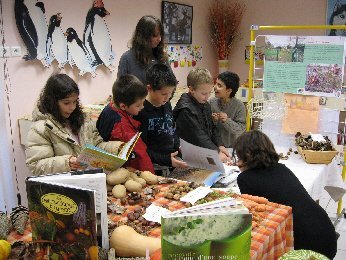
233,130,279,170
328,3,346,36
38,74,85,134
146,63,178,91
217,71,240,98
131,15,166,66
113,74,147,107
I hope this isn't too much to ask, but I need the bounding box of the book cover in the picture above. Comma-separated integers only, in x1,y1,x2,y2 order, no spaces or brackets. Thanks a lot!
26,172,104,259
77,132,141,173
161,200,252,260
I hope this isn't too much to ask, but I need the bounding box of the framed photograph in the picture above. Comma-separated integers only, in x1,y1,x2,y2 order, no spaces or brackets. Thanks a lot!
161,1,193,44
326,0,346,36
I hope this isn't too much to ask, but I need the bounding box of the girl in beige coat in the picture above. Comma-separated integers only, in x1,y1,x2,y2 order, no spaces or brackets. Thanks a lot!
25,74,123,176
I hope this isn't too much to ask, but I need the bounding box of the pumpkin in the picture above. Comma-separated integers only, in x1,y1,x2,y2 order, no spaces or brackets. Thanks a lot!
150,248,162,260
0,240,11,259
110,225,161,257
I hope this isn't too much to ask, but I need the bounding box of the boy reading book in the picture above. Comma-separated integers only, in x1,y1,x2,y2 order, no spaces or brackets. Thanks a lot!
134,63,187,173
97,75,154,172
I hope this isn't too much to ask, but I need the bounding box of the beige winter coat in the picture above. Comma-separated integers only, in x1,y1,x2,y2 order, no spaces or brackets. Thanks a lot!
25,106,123,176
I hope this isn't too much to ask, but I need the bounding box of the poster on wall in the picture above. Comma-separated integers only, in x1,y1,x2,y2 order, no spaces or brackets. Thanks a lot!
263,36,345,97
327,0,346,36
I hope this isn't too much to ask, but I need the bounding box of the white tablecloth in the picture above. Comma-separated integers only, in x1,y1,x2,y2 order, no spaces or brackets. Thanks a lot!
276,147,346,201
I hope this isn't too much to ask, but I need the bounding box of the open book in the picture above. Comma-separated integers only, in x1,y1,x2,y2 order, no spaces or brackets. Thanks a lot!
161,198,252,259
180,138,237,174
77,132,141,173
26,171,108,259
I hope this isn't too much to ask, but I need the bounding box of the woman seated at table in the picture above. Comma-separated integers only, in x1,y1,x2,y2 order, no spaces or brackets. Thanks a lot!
234,130,337,259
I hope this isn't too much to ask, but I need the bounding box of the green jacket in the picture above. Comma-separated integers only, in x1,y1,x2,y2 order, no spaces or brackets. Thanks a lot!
25,106,123,176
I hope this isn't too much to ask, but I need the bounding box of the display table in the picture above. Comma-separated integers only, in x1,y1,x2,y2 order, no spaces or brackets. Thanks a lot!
276,147,346,202
7,182,293,259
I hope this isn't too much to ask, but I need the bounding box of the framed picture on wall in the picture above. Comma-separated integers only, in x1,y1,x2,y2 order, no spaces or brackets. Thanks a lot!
326,0,346,36
161,1,193,44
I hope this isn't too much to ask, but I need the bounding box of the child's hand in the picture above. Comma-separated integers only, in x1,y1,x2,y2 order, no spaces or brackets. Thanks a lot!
171,151,188,168
219,146,230,157
69,156,83,170
219,112,228,122
212,112,220,121
218,152,232,164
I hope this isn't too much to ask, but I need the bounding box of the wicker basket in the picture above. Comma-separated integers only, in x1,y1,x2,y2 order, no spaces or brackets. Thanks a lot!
297,146,338,164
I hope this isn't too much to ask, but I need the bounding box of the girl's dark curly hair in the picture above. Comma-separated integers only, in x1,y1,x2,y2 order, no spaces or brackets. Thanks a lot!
38,74,85,135
233,130,279,170
131,15,166,67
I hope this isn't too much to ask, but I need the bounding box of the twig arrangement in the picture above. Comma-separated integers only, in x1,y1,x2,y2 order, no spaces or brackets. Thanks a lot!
209,0,246,60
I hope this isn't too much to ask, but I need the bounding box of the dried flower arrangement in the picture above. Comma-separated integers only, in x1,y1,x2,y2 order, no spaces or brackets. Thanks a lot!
209,0,246,60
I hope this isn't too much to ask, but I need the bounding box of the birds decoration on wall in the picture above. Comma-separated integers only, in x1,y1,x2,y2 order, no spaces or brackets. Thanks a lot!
14,0,115,77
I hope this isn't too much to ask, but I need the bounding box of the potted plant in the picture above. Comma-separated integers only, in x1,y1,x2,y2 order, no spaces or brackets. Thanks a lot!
209,0,246,72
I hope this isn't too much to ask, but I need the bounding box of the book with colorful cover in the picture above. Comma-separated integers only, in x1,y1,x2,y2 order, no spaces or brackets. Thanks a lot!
26,171,108,259
77,132,141,173
161,198,252,259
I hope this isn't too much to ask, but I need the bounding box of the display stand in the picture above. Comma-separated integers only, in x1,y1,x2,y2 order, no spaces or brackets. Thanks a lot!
246,24,346,221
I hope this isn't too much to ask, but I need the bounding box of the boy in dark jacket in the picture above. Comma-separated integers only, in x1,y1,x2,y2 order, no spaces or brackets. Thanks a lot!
96,75,154,173
173,68,231,163
134,63,187,170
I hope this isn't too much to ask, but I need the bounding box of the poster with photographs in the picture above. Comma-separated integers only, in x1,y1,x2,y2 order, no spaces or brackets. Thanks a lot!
263,36,345,97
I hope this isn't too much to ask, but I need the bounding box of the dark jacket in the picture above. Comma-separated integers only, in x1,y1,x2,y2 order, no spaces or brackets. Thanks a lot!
173,93,223,150
134,100,179,167
96,102,154,173
237,163,337,259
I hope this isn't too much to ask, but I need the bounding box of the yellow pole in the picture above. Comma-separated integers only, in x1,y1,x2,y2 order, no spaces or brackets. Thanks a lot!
338,150,346,214
258,25,346,30
246,28,256,131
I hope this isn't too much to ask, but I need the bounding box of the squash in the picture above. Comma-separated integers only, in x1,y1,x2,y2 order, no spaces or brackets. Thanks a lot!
0,240,11,259
112,184,127,199
130,173,147,186
110,225,161,257
140,171,158,185
124,180,142,192
106,168,130,185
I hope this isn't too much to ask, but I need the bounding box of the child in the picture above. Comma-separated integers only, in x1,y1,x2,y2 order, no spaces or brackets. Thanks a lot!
209,71,246,148
134,63,187,170
96,75,154,173
25,74,124,176
173,68,231,163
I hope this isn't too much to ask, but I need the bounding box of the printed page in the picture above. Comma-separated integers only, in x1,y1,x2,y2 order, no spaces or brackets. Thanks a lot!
118,132,141,159
180,139,225,172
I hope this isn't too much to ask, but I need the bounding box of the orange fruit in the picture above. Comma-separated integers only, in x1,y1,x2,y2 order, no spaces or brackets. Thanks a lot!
0,240,11,259
88,246,98,260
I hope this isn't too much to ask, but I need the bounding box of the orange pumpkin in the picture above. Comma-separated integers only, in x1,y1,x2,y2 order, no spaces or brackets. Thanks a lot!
150,248,161,260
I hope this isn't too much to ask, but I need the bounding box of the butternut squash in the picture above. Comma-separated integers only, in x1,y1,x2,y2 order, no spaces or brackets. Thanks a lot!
110,225,161,257
106,168,130,185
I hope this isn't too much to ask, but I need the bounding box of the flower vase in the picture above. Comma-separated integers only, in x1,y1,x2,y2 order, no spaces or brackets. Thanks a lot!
218,59,230,73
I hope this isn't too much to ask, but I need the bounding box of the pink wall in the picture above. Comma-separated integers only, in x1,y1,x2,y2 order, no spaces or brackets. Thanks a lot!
1,0,328,206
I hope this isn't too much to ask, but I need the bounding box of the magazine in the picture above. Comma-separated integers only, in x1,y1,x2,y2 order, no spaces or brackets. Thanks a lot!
180,138,237,174
161,198,252,259
26,171,109,259
77,132,141,173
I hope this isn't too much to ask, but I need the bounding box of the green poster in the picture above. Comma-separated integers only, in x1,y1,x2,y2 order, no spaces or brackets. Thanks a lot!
304,44,344,65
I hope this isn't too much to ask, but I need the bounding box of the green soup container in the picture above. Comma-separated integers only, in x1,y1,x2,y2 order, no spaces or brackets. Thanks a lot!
161,238,211,260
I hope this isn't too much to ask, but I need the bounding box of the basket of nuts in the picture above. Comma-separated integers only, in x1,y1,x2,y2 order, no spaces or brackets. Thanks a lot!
295,132,337,164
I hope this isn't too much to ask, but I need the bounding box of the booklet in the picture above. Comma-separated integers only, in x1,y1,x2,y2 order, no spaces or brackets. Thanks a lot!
26,171,109,259
77,132,141,173
180,139,234,174
161,198,252,260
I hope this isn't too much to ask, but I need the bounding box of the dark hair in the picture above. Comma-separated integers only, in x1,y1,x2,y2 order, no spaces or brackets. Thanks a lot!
217,71,240,98
146,63,178,91
113,74,147,107
38,74,84,134
131,15,166,66
233,130,279,170
328,3,346,36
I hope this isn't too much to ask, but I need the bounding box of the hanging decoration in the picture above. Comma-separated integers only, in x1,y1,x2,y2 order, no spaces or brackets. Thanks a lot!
166,45,202,68
14,0,115,77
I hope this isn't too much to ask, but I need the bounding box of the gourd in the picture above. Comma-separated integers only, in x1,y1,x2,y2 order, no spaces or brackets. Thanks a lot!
110,225,161,257
112,185,127,199
106,168,130,185
140,171,159,185
124,180,142,192
130,172,147,186
0,240,11,259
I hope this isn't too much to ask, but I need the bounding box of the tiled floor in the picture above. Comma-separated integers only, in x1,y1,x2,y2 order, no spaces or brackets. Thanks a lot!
319,189,346,259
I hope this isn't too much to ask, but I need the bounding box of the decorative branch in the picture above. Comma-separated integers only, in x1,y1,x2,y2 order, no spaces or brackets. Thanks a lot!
209,0,246,60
